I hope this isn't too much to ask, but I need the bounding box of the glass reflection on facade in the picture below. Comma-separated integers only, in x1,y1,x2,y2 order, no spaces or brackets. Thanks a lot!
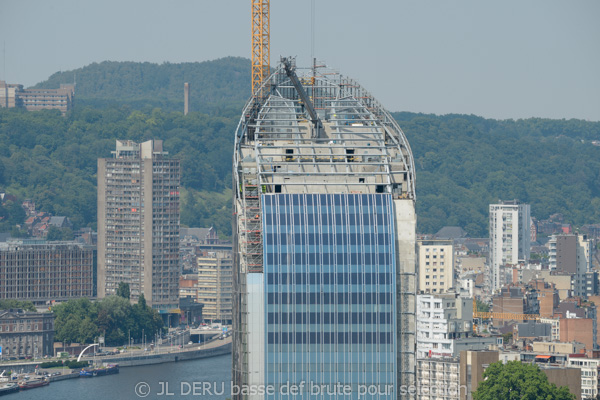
262,193,397,399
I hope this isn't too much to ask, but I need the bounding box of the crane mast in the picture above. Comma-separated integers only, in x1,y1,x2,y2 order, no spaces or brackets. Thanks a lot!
251,0,270,97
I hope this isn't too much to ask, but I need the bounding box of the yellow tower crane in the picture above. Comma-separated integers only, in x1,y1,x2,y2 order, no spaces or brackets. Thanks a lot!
251,0,270,97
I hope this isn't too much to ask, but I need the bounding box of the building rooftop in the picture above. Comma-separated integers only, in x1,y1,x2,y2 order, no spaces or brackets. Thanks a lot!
234,57,415,198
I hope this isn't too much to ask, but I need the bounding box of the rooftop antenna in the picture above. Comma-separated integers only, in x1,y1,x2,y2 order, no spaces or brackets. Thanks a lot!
2,41,5,80
310,0,315,64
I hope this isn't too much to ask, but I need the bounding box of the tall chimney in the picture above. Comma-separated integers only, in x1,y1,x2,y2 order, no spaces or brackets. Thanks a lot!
184,82,190,115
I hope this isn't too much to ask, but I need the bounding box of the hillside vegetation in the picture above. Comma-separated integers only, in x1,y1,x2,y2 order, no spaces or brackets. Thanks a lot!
396,112,600,235
0,106,236,235
33,57,251,115
1,60,599,237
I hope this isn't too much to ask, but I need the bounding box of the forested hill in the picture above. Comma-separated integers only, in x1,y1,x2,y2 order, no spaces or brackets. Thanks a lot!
1,61,599,237
32,57,251,115
395,113,600,235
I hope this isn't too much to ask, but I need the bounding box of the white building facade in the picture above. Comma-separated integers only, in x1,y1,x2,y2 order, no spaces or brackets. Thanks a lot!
417,293,473,359
489,200,531,291
568,356,600,399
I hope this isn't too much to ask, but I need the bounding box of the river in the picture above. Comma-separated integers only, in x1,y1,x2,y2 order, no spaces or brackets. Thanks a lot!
14,354,232,400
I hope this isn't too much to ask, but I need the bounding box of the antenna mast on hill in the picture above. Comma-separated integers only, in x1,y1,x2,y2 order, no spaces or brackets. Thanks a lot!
251,0,270,98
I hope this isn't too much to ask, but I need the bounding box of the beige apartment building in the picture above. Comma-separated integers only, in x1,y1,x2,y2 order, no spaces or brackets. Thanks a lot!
97,140,180,312
197,250,232,324
418,239,454,294
0,80,74,114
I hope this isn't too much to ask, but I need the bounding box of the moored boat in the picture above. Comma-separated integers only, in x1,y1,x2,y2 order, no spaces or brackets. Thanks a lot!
79,364,119,377
17,378,49,390
0,382,19,396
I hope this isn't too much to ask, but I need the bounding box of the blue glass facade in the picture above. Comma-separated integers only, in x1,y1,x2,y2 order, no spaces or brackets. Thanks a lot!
262,193,397,399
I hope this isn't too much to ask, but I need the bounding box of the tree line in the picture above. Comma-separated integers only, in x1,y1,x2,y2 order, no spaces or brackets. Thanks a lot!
1,59,599,237
51,287,164,346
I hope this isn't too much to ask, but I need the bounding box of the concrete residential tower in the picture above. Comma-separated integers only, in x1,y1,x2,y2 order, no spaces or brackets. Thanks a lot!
489,200,531,291
98,140,180,312
232,58,417,399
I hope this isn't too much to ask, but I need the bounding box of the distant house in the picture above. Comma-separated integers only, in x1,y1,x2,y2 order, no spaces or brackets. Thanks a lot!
21,199,36,216
49,216,72,229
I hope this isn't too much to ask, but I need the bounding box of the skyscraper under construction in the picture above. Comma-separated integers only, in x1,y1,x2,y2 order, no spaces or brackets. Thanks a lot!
232,58,417,399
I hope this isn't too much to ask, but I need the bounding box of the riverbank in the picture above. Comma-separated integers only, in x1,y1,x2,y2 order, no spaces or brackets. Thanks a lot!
0,337,231,373
4,353,232,400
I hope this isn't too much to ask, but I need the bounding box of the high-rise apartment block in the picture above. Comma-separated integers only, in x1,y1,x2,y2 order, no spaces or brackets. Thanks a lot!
548,233,594,298
197,250,233,324
232,58,417,398
97,140,180,312
489,200,531,291
0,240,96,304
418,239,454,294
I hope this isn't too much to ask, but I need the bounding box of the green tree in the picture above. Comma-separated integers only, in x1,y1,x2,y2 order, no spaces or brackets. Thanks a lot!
0,200,26,233
52,297,97,343
473,361,575,400
116,282,131,300
475,299,490,313
46,225,62,241
0,299,36,311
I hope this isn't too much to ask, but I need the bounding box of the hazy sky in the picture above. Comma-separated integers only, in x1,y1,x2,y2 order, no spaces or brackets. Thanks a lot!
1,0,599,120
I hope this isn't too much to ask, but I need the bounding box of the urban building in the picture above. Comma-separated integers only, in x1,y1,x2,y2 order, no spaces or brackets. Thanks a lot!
532,341,585,355
568,356,600,399
179,296,204,327
529,279,559,318
459,350,499,400
197,250,233,324
0,240,96,304
0,309,55,358
418,239,454,294
539,317,561,341
536,271,572,301
0,80,74,114
548,233,595,298
515,320,551,340
537,365,582,400
417,357,462,400
585,271,599,298
458,276,475,297
417,293,474,359
0,81,23,108
457,349,581,400
179,274,198,299
491,286,539,327
232,58,417,398
97,140,180,312
180,227,222,273
489,200,531,291
560,317,597,350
